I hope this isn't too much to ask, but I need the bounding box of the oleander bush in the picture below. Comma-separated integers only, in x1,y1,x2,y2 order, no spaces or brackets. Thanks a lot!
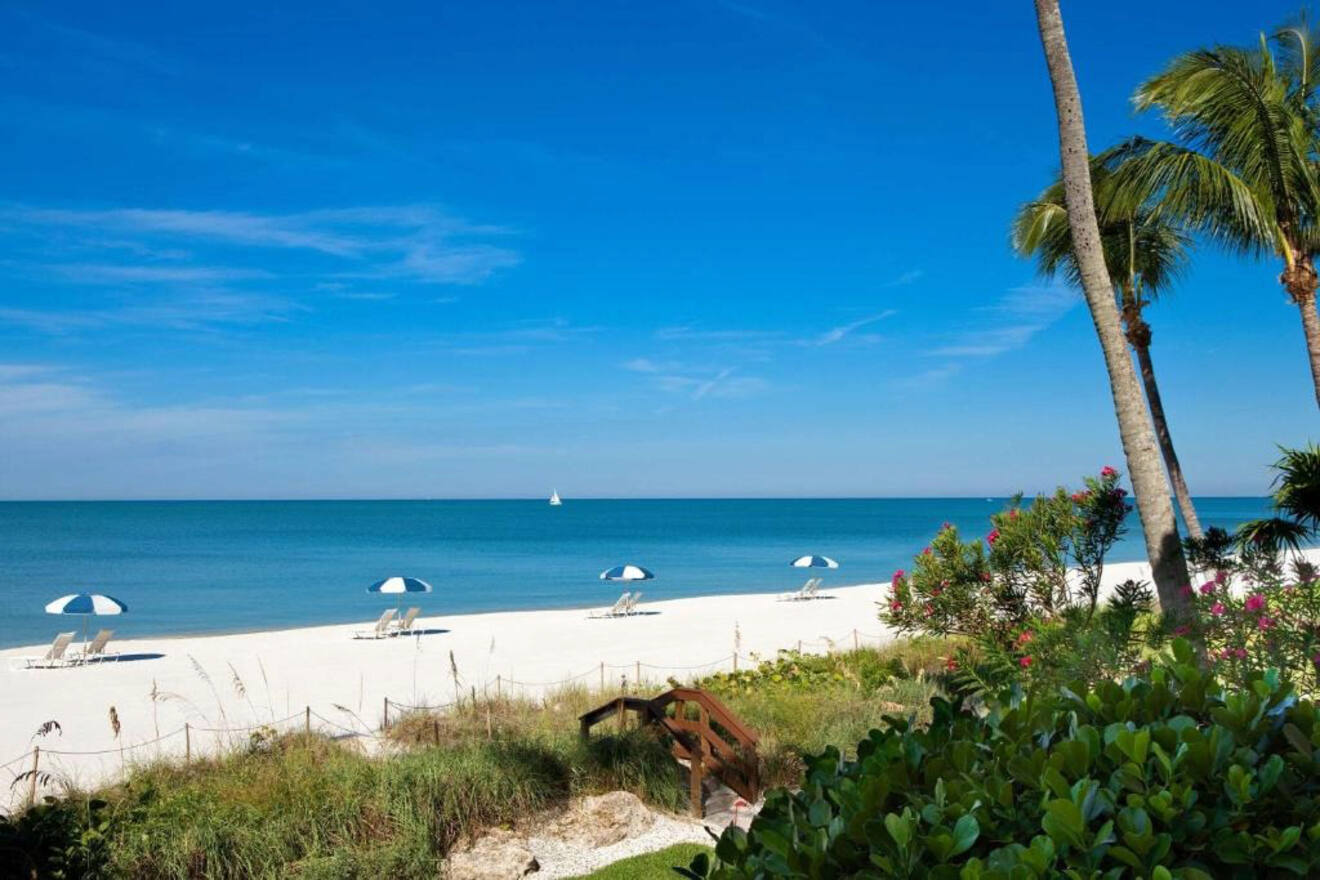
684,640,1320,879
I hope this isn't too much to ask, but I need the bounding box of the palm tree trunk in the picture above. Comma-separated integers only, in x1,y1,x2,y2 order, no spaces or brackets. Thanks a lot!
1132,340,1203,539
1032,0,1191,615
1296,289,1320,410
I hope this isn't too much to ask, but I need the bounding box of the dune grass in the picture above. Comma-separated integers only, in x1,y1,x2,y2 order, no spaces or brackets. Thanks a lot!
8,641,943,879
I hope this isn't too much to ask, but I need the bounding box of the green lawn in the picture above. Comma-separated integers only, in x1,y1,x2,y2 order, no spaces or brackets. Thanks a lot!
567,843,711,879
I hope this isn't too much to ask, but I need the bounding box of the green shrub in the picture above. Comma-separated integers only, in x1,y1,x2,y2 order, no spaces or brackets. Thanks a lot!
685,640,1320,879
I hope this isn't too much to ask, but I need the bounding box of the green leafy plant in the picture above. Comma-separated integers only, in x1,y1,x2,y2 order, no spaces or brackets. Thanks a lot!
683,640,1320,879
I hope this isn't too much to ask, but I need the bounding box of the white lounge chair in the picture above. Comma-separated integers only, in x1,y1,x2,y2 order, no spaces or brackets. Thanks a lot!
623,591,644,615
79,629,120,663
591,592,631,618
353,608,397,639
22,632,77,669
394,607,421,635
803,579,822,600
780,577,820,601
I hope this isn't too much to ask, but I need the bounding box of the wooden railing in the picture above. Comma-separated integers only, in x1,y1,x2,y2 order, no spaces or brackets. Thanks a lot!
579,687,759,817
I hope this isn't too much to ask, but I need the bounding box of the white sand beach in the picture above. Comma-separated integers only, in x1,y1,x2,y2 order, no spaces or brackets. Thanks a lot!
3,551,1299,811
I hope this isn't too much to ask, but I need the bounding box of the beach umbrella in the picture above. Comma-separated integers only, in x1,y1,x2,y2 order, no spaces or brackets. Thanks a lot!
366,576,433,615
789,555,838,569
599,564,654,582
45,593,128,646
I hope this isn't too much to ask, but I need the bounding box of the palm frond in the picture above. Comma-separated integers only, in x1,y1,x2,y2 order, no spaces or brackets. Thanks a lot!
1270,443,1320,532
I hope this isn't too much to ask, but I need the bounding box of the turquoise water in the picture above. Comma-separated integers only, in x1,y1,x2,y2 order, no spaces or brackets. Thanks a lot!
0,498,1272,648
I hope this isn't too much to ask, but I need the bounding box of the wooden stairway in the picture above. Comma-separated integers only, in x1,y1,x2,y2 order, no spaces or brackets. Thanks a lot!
579,687,759,817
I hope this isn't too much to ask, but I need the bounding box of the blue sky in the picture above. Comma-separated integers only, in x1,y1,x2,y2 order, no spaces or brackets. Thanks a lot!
0,0,1311,499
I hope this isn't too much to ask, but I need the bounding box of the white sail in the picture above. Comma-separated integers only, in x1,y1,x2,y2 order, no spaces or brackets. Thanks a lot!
549,490,562,506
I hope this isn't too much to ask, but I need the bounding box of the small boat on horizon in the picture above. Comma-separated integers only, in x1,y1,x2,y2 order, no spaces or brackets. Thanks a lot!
549,490,562,506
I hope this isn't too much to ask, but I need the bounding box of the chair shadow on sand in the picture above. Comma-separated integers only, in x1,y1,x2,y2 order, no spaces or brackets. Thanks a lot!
112,652,166,663
397,628,451,638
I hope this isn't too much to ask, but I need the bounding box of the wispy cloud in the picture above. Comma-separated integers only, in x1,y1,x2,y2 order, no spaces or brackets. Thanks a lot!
810,309,896,347
883,269,923,287
929,283,1076,358
0,291,304,334
2,203,521,287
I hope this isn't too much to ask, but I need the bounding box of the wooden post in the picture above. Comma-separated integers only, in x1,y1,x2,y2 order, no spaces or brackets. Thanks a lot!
185,724,192,761
496,674,502,699
732,652,738,673
599,661,605,691
383,697,389,730
853,629,859,651
27,747,39,808
486,707,492,741
433,718,441,746
635,660,640,689
305,706,311,736
797,639,802,653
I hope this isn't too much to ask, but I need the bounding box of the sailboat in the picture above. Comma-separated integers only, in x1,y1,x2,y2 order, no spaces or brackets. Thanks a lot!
549,490,562,506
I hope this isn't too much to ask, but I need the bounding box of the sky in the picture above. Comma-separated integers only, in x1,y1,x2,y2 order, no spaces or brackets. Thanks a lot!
0,0,1313,499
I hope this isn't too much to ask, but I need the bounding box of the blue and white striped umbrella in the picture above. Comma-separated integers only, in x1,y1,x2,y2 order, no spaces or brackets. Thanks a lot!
789,555,838,569
599,564,654,582
45,593,128,646
366,576,433,595
45,593,129,615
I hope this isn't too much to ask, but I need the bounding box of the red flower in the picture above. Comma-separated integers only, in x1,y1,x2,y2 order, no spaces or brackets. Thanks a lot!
889,600,903,611
1245,593,1266,613
892,569,905,583
1257,615,1275,630
945,656,958,671
1199,581,1215,596
979,572,991,582
1009,508,1019,519
922,547,932,556
1100,466,1117,478
1019,656,1033,668
1015,630,1033,646
987,528,1000,545
1211,603,1225,616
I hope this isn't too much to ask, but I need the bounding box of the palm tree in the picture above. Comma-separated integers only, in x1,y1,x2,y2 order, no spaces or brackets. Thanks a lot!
1111,28,1320,408
1013,161,1205,538
1031,0,1192,614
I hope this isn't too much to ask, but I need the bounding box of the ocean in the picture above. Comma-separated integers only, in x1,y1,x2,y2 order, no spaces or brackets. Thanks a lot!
0,497,1273,648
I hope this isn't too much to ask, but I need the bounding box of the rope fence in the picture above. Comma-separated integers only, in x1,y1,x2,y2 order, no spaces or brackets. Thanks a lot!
3,624,897,814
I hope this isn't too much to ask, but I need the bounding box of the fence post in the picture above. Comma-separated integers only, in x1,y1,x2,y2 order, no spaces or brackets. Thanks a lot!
305,706,311,736
635,660,640,689
27,747,40,808
797,639,802,653
732,652,738,673
185,724,191,762
599,661,605,691
853,629,859,651
383,697,389,730
496,674,502,699
433,718,441,746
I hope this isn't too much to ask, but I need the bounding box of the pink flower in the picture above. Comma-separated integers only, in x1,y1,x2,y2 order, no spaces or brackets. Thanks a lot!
1211,603,1225,616
922,547,932,556
941,521,952,530
987,529,1000,545
1312,654,1320,667
1245,594,1266,613
1236,648,1247,659
1214,569,1229,585
924,603,934,616
1258,616,1275,630
892,569,905,583
945,656,958,671
1016,630,1034,646
889,600,903,611
1009,509,1019,519
1100,466,1117,478
1173,625,1191,636
1019,656,1033,668
1199,582,1215,596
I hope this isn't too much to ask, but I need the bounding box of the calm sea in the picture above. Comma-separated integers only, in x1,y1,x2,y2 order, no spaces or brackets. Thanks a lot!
0,498,1272,648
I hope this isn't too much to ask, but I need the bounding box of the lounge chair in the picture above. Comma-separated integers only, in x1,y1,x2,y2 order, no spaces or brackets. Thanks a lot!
353,608,397,639
394,607,421,635
623,591,644,615
21,632,77,669
803,579,822,600
590,592,631,618
780,577,820,601
79,629,120,663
